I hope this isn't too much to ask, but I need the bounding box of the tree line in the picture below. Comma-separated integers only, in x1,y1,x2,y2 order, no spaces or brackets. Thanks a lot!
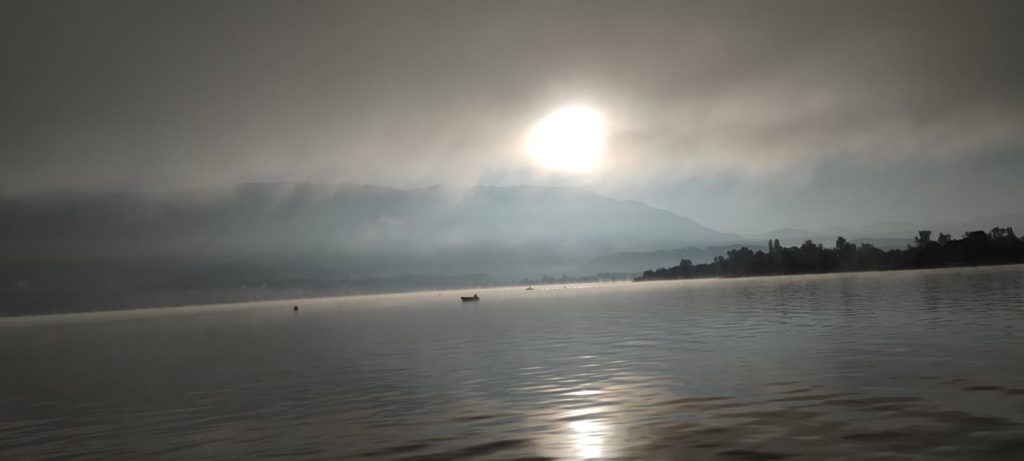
635,227,1024,281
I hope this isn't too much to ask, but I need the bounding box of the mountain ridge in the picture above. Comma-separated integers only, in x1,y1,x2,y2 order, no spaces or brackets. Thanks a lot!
0,182,739,277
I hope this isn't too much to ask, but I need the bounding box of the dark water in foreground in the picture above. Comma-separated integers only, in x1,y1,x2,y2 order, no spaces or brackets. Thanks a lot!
3,266,1024,460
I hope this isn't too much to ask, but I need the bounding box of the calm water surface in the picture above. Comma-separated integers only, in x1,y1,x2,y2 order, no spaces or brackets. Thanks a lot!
3,266,1024,460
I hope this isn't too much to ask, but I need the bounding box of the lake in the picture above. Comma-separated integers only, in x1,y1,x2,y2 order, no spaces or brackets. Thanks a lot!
3,266,1024,460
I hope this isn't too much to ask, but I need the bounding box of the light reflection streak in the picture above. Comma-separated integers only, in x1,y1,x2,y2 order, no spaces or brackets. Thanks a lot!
569,418,607,459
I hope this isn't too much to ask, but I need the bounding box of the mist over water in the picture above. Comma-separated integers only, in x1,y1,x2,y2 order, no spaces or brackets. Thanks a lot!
5,2,1024,458
3,266,1024,459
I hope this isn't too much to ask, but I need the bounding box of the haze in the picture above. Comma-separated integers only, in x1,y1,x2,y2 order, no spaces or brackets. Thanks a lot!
7,5,1024,460
4,0,1023,232
3,0,1024,315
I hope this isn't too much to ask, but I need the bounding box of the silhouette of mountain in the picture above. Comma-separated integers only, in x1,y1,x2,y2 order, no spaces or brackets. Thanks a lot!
1,183,741,314
763,228,818,239
579,245,767,275
763,222,918,240
934,214,1024,236
759,217,1024,246
1,183,737,261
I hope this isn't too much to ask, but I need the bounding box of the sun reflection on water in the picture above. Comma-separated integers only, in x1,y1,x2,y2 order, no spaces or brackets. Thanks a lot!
569,418,607,459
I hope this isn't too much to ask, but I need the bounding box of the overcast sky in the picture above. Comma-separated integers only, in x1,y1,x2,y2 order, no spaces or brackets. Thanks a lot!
3,0,1023,233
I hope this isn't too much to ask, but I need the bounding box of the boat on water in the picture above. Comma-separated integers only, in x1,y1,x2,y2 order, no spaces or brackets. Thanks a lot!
461,294,480,302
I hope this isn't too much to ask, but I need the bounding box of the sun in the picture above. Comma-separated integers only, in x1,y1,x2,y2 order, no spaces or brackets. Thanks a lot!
525,105,608,174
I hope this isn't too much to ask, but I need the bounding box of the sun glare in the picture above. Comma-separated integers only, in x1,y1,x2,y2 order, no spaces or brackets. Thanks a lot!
525,105,608,174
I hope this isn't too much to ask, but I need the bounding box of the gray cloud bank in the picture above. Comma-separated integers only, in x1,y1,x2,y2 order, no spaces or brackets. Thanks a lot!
3,0,1023,193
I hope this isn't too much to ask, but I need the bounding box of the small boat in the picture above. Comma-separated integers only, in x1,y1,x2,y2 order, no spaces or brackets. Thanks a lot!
461,294,480,302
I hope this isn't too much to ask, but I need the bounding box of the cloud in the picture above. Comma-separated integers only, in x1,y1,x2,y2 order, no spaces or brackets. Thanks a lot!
1,0,1022,193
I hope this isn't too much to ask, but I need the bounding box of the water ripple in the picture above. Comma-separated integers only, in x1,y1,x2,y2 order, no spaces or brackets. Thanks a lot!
2,266,1024,459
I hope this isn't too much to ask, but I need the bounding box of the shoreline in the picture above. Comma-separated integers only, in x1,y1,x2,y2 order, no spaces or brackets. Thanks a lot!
634,261,1024,283
3,264,1022,322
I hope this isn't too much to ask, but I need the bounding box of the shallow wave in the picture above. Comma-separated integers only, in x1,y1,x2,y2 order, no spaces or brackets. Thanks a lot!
2,266,1024,459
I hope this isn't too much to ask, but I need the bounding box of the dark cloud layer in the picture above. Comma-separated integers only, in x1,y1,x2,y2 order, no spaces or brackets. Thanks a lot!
2,1,1023,229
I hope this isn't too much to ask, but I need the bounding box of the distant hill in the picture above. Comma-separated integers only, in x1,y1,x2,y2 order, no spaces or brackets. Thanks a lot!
578,245,767,275
763,228,818,239
0,183,738,263
758,217,1024,247
0,183,740,314
934,214,1024,237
